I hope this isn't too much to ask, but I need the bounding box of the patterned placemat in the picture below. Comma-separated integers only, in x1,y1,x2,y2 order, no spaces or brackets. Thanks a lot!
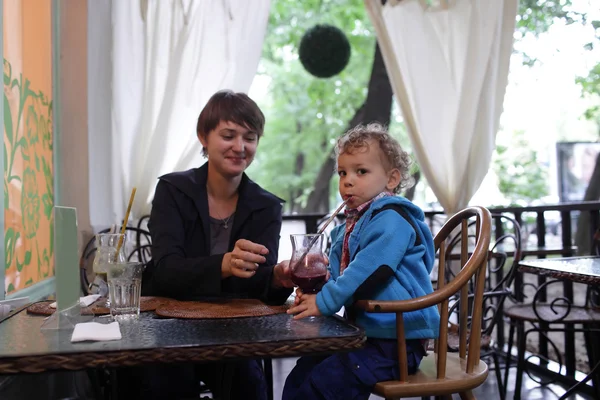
26,296,172,316
154,298,291,319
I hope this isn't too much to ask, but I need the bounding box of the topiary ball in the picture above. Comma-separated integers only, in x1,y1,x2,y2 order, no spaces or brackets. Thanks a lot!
299,24,351,79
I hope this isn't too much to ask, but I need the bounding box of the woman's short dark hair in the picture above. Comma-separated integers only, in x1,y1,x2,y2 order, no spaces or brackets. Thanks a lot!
196,90,265,156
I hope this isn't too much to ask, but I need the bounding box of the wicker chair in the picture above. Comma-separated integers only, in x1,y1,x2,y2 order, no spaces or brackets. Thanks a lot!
354,206,492,399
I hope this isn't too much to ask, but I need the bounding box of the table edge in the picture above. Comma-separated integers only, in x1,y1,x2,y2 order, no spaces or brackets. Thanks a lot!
518,256,600,268
518,261,600,286
0,334,366,374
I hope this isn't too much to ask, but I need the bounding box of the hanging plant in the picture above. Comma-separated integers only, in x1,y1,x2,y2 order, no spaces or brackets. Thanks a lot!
298,24,351,78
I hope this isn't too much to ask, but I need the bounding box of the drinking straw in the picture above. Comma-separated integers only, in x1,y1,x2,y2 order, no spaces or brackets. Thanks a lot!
295,198,349,268
114,187,137,262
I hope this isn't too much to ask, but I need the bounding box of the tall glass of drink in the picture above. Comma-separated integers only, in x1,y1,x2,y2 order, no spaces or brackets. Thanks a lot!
92,233,127,302
107,261,143,321
290,234,328,294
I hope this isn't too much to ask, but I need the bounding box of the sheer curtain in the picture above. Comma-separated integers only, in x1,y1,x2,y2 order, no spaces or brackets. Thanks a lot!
366,0,518,214
89,0,271,227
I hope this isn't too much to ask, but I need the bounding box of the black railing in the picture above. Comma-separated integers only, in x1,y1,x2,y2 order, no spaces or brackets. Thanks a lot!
284,201,600,255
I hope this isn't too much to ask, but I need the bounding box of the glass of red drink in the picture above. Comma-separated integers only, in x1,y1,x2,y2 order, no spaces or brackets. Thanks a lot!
290,233,327,294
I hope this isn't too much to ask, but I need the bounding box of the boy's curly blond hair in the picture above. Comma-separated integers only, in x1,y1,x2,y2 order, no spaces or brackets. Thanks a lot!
335,123,413,194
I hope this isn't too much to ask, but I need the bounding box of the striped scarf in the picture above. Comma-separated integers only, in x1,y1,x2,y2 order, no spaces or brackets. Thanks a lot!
339,192,392,275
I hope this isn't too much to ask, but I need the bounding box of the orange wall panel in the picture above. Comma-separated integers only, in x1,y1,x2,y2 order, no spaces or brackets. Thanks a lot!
3,0,54,294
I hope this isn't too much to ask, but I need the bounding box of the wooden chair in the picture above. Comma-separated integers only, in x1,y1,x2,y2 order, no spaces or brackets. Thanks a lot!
354,206,492,399
443,214,522,396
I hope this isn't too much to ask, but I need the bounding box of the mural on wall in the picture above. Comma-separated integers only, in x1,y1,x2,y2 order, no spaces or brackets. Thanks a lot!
4,0,54,295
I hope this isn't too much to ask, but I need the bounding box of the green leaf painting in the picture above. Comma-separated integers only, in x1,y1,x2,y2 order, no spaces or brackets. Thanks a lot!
4,57,54,294
21,168,41,239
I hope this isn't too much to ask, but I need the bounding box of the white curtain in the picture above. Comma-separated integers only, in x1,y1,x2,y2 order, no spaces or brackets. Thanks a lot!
365,0,518,214
91,0,270,226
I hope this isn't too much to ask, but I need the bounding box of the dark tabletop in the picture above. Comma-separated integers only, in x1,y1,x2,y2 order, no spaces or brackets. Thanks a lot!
519,256,600,285
0,310,365,374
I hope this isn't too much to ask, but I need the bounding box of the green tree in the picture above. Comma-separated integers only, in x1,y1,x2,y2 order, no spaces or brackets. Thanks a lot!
574,17,600,254
248,0,380,213
249,0,593,213
575,18,600,125
515,0,588,65
492,130,549,205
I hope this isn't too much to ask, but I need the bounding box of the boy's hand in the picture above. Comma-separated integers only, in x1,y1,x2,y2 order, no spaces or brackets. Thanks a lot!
287,293,321,319
293,287,304,306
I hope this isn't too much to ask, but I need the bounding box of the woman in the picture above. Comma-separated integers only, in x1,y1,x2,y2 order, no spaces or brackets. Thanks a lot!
133,90,294,400
143,90,293,302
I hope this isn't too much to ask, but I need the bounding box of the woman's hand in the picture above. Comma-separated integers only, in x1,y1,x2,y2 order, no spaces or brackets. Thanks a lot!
287,290,321,319
272,260,295,289
222,239,268,279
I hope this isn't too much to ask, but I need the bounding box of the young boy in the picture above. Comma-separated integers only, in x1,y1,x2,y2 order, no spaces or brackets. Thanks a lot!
283,123,440,400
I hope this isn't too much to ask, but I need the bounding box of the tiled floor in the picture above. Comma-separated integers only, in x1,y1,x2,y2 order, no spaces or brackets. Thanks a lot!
270,356,595,400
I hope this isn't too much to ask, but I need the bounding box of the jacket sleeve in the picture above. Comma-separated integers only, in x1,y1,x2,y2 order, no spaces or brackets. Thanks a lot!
316,211,416,316
148,180,224,298
242,203,292,304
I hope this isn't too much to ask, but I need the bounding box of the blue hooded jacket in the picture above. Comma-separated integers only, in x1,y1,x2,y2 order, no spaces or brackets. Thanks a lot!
316,196,440,339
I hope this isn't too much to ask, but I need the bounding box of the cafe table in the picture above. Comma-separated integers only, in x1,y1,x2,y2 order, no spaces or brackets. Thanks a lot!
517,256,600,400
0,305,365,398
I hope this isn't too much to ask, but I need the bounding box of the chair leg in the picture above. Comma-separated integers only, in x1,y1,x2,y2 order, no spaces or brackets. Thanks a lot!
502,320,516,400
584,325,600,399
492,351,504,398
86,369,105,400
459,391,475,400
513,321,526,400
110,368,119,400
263,358,273,400
216,363,235,400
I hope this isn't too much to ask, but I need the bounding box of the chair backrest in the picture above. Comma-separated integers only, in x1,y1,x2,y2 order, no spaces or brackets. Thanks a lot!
355,206,492,381
79,226,152,294
445,213,522,341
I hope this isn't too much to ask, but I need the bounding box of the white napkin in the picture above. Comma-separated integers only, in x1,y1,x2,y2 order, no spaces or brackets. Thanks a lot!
71,321,122,342
49,294,101,309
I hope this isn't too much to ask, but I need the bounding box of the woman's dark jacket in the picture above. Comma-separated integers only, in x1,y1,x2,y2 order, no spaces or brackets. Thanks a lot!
142,163,291,303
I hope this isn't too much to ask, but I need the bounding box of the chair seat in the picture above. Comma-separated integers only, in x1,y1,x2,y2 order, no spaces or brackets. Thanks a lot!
373,353,488,398
504,303,600,323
